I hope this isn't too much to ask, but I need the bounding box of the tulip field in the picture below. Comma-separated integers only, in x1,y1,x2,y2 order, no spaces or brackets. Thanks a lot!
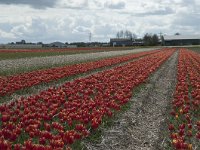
0,47,136,61
0,48,155,76
0,50,157,97
0,48,199,149
168,49,200,150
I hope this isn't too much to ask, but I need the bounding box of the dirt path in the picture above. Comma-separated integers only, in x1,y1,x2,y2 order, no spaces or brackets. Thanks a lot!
84,51,178,150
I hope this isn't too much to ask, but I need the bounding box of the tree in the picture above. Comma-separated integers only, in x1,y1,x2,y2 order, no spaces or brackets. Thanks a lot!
117,30,131,38
116,31,120,38
175,32,180,35
124,30,129,38
143,33,152,46
21,40,26,44
119,30,124,38
161,35,164,46
124,30,134,39
116,30,137,40
143,33,159,46
127,31,133,39
152,34,159,45
132,33,137,41
37,42,43,45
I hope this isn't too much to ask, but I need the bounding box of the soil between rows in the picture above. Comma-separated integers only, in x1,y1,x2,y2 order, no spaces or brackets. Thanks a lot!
83,51,178,150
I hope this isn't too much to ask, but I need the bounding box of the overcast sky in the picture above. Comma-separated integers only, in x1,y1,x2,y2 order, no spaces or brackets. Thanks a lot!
0,0,199,43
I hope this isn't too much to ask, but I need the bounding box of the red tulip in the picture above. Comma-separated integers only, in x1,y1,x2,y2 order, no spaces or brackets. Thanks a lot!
168,124,175,131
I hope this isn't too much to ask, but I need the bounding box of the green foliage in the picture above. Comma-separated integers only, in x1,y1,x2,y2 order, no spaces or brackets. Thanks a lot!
188,47,200,53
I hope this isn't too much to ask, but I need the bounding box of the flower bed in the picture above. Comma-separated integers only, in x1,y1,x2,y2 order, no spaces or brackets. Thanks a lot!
0,50,158,97
0,49,175,149
168,49,200,150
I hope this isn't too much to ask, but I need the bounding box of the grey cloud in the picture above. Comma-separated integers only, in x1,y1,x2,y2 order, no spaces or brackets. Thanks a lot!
0,0,57,9
104,1,125,9
163,11,200,35
73,26,90,33
10,18,49,40
60,6,85,10
133,7,174,16
94,24,115,35
0,23,14,32
173,13,200,28
180,0,196,5
59,0,89,10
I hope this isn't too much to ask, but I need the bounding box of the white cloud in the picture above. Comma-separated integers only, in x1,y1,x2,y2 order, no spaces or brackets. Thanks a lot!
0,29,16,39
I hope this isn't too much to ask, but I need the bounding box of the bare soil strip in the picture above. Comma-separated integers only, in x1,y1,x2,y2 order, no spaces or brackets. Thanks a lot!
83,51,178,150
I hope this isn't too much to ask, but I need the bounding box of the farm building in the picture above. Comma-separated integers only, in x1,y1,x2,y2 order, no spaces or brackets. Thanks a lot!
46,42,66,48
163,35,200,46
110,38,133,47
110,38,144,47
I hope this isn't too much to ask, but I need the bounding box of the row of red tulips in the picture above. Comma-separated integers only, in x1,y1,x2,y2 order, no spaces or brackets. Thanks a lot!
168,49,200,150
0,49,175,149
0,50,159,97
0,77,5,82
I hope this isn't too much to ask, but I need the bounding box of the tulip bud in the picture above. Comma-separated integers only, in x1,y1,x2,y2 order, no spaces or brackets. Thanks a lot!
168,124,175,131
196,132,200,139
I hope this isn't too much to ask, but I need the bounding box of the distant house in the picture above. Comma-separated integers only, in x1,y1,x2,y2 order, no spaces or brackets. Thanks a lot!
110,38,134,47
48,42,66,48
132,39,144,46
16,40,26,44
101,43,109,47
67,45,77,48
163,35,200,46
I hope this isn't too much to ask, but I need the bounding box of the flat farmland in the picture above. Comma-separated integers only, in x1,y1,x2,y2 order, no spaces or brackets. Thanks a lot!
0,47,199,150
0,47,154,60
0,47,159,76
